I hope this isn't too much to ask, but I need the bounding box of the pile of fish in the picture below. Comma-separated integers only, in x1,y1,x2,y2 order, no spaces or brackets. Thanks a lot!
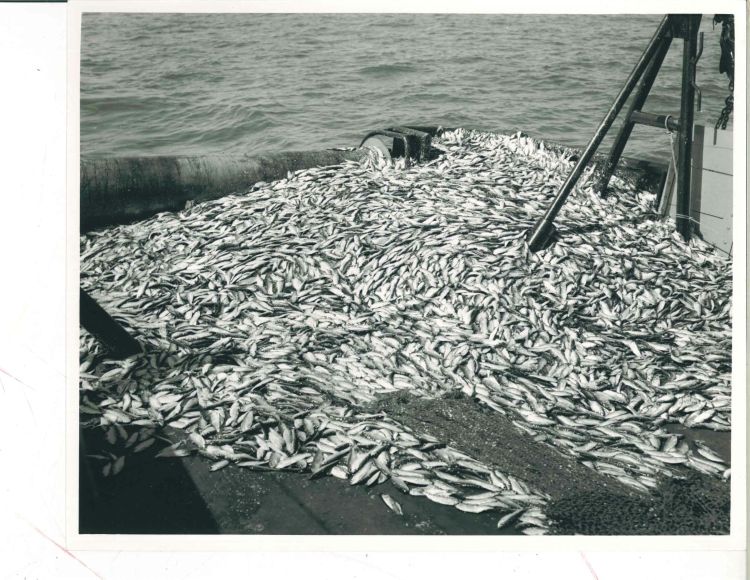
80,129,732,534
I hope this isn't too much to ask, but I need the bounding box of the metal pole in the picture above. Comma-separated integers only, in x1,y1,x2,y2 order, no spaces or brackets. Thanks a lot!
527,15,671,252
595,33,673,195
675,15,701,239
629,111,680,131
80,288,141,358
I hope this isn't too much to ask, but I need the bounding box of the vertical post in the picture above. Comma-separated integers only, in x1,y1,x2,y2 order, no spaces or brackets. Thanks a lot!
676,14,702,240
526,15,671,252
596,32,674,195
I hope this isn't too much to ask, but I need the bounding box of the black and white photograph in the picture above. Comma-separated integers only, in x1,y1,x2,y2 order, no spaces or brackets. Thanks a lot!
1,0,747,576
74,9,742,540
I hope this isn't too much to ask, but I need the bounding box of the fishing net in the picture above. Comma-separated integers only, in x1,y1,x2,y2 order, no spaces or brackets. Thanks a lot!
80,129,731,534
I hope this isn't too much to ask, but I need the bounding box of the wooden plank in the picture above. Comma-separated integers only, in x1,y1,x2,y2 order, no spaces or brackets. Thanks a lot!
701,146,733,175
659,161,675,216
697,213,732,255
699,171,734,219
696,127,733,256
660,126,733,256
708,128,733,149
661,138,678,217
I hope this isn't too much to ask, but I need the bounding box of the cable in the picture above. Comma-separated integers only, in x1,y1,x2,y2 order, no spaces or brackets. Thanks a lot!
673,212,702,226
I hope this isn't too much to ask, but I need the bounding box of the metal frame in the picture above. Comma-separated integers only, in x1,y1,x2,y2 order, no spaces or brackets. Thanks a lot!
675,15,702,238
527,14,703,251
359,126,438,163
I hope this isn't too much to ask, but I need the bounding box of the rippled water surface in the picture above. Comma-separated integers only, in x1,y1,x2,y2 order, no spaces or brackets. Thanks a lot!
81,13,733,162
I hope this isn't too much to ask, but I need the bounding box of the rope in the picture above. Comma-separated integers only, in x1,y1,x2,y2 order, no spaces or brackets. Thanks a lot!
664,115,678,176
673,212,702,226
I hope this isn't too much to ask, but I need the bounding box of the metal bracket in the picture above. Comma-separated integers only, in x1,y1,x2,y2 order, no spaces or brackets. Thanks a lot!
360,126,443,164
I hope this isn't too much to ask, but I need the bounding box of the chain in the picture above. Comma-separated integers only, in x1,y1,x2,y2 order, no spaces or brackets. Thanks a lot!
715,82,733,131
713,15,734,131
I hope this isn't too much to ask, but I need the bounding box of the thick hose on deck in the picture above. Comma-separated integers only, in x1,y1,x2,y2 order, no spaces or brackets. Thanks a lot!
81,149,368,232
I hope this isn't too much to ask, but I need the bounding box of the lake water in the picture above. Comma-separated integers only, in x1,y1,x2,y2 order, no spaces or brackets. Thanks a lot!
81,13,733,163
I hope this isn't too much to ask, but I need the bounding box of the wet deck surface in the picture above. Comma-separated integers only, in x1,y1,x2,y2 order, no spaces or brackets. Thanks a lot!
79,392,730,535
80,427,520,535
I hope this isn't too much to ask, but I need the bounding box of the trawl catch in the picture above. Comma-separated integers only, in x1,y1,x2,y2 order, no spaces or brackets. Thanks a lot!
80,129,732,534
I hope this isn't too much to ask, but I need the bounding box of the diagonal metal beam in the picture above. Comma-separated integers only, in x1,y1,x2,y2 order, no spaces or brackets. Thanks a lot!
526,15,672,252
595,31,674,195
